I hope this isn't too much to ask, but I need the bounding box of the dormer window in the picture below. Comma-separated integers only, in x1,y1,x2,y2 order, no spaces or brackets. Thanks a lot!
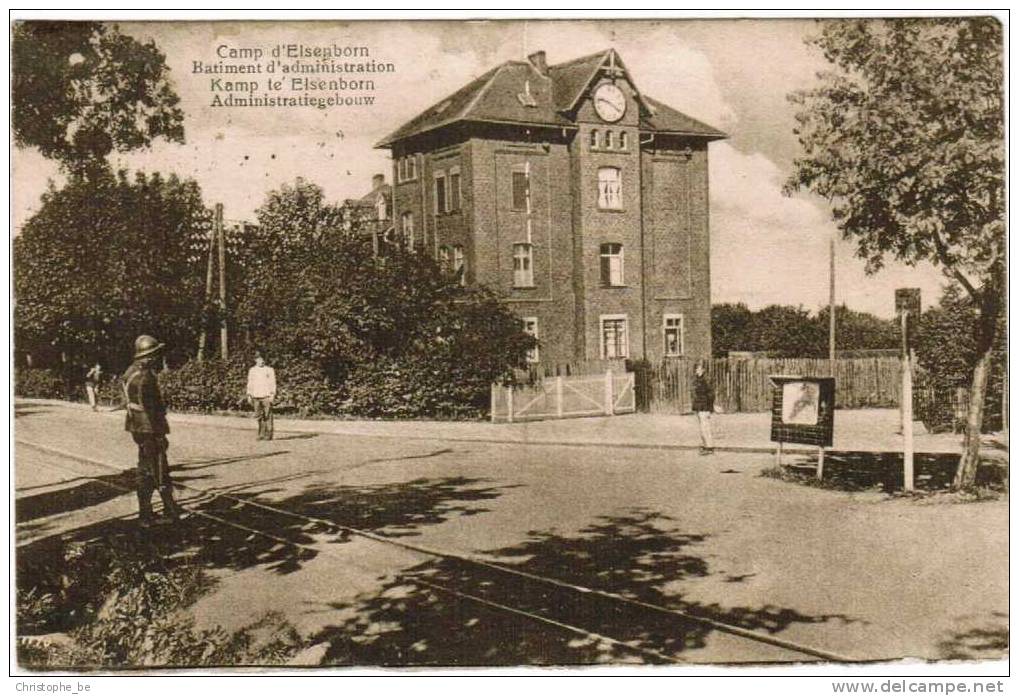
517,80,537,108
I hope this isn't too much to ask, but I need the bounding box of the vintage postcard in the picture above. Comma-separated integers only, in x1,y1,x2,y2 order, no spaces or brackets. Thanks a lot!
10,14,1008,682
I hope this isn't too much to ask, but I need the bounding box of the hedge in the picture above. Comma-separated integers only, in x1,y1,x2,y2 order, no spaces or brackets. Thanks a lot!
158,356,344,416
15,353,492,420
14,369,65,399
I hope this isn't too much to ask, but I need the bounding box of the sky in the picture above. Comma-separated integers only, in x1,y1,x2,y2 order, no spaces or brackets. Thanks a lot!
11,18,950,318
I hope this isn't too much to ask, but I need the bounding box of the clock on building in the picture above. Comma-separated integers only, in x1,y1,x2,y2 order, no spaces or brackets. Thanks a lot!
593,82,626,122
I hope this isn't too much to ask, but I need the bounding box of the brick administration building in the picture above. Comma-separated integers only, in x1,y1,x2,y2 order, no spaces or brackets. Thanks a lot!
376,49,725,364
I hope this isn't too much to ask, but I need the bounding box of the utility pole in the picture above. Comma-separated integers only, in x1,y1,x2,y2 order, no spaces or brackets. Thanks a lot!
216,203,229,360
829,234,836,371
197,213,216,361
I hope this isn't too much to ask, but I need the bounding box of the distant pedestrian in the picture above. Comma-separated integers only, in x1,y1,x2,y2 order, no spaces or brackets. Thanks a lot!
692,361,715,455
123,335,182,527
246,352,277,441
85,362,102,411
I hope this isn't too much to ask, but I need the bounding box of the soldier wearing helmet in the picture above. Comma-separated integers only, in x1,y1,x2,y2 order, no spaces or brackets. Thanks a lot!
122,334,182,526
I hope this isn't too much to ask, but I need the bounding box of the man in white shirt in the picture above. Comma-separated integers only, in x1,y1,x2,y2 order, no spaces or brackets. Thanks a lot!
246,353,277,440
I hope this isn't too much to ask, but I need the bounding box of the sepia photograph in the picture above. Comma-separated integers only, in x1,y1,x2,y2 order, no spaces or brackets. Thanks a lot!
8,10,1008,683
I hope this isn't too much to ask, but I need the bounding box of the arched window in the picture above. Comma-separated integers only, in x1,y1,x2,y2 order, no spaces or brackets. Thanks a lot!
619,131,628,150
597,167,622,209
590,129,599,148
600,243,624,286
602,130,612,149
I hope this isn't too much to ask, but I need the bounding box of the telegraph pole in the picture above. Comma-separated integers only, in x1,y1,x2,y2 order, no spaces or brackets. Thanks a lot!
216,203,229,360
197,213,216,361
829,234,836,370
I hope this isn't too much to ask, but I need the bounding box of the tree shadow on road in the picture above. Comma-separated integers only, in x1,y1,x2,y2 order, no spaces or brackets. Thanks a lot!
15,466,215,524
779,451,1006,493
17,475,513,637
313,508,853,666
937,612,1009,660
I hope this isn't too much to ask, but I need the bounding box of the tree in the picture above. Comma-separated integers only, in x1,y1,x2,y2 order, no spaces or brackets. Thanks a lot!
915,284,1006,432
711,303,755,357
816,305,898,354
234,179,536,416
12,22,184,176
712,302,896,358
14,170,211,371
785,18,1004,488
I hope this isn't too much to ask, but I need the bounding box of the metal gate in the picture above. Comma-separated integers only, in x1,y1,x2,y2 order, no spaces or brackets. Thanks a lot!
491,371,635,423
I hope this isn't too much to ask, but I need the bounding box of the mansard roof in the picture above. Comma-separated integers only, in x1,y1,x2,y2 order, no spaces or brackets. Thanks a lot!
375,49,726,148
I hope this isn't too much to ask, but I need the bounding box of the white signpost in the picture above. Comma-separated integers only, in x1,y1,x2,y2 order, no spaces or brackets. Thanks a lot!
896,288,921,492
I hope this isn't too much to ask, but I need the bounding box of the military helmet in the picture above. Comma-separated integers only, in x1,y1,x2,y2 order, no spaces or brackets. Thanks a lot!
133,334,165,360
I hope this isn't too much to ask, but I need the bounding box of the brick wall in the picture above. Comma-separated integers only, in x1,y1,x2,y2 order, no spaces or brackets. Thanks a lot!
387,94,713,365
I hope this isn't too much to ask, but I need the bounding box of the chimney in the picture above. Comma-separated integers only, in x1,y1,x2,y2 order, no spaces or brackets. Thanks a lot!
372,173,385,190
527,50,547,76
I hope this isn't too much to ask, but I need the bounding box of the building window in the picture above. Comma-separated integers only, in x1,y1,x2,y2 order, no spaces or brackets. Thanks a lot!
513,243,533,287
600,315,629,359
376,195,388,222
452,244,466,286
619,132,628,150
401,212,414,249
434,172,447,214
602,131,612,149
664,314,684,357
438,245,451,272
398,156,417,183
522,317,539,363
600,243,624,286
511,170,529,211
597,167,622,209
590,129,599,148
449,167,462,212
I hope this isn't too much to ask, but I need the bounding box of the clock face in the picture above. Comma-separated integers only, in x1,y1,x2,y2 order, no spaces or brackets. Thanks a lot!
593,83,626,122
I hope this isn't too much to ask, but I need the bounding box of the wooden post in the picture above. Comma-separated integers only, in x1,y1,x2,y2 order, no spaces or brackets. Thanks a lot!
216,203,229,360
829,234,836,372
604,369,614,416
902,311,914,491
556,376,564,418
506,385,514,424
775,440,784,467
817,447,825,481
197,218,216,361
490,383,497,424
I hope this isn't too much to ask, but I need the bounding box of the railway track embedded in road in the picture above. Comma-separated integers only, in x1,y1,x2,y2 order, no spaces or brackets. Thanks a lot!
16,437,856,665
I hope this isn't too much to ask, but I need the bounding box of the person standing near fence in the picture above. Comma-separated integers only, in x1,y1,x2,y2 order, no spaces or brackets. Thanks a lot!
123,335,182,527
246,352,277,441
692,362,715,455
85,362,102,411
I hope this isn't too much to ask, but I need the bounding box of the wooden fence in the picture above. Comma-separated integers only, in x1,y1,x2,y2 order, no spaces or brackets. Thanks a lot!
529,357,903,414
